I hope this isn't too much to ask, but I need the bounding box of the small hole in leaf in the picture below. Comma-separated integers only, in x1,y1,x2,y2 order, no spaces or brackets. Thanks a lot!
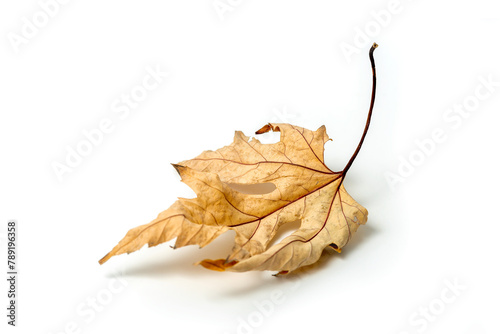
256,131,281,144
226,182,276,195
268,219,302,247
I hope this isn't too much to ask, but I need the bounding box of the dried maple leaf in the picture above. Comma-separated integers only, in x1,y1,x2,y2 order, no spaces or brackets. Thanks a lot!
99,43,379,274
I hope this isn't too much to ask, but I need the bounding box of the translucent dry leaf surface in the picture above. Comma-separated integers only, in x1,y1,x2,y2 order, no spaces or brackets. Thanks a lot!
99,123,368,273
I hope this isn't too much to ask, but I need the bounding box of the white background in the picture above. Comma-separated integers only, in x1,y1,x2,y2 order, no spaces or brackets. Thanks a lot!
1,1,499,333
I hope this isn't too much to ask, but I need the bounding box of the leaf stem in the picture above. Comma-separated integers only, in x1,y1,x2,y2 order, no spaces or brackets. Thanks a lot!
342,43,378,175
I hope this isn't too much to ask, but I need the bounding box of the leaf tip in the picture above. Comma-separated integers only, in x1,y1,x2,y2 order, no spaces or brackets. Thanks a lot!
255,123,272,135
98,252,112,265
197,259,238,272
171,163,185,175
328,243,342,253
